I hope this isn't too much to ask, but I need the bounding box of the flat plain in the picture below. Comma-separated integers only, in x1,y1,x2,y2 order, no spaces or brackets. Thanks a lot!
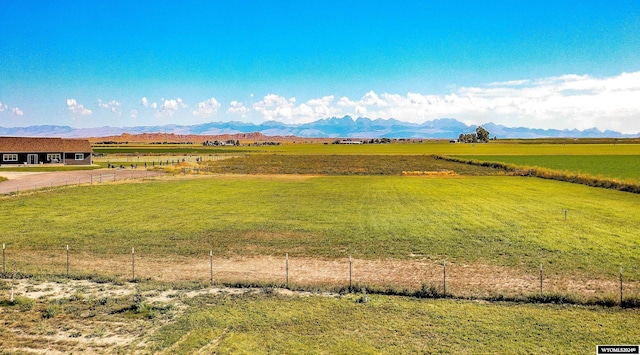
1,140,639,353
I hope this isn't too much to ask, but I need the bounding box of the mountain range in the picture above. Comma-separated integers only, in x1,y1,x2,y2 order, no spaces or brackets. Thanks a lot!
0,116,636,139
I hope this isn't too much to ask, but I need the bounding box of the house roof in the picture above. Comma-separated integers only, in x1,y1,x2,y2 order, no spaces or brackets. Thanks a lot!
0,137,93,153
62,139,93,152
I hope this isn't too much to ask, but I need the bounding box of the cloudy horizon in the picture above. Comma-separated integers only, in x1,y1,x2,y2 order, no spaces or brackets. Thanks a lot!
1,2,638,134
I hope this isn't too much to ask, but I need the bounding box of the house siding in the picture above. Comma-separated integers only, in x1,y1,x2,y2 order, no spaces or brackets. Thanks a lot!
0,137,93,166
64,152,92,165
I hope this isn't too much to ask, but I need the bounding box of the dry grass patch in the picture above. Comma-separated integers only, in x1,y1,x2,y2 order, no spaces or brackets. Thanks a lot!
4,251,638,300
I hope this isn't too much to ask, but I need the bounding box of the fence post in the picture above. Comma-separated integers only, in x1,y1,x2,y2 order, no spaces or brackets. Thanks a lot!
10,262,16,302
349,255,352,290
131,247,135,281
564,209,567,221
443,260,447,297
539,264,543,297
210,250,213,286
285,253,289,289
66,245,70,277
620,267,623,306
2,243,5,273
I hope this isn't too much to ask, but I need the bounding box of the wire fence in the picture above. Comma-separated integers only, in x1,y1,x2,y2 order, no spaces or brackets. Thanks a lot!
0,169,164,195
1,245,638,307
92,154,237,164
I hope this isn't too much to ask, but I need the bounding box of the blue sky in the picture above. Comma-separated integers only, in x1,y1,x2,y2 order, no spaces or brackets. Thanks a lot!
1,1,639,133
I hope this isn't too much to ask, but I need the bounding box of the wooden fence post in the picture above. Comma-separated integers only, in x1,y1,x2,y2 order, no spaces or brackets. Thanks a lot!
620,267,623,306
349,255,352,290
285,253,289,289
539,264,543,297
210,250,213,285
131,247,135,281
66,245,70,277
443,260,447,296
2,243,5,273
10,262,16,302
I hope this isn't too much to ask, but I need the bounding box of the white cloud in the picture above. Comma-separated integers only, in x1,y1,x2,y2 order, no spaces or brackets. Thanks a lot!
252,94,343,123
253,94,296,122
301,72,640,133
227,101,248,117
156,98,187,118
361,91,387,107
66,99,92,115
487,79,531,87
55,72,639,133
337,96,358,107
130,109,138,119
141,97,157,109
192,97,221,118
0,102,24,116
98,99,121,114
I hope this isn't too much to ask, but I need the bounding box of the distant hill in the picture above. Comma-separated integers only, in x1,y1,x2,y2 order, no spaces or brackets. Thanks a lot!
0,116,636,139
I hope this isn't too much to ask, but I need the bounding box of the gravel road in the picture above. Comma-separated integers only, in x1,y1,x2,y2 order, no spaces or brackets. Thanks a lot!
0,169,163,194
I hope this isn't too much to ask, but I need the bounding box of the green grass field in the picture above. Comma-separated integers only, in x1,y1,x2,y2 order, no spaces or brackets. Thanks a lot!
2,142,640,353
152,293,640,354
1,175,638,280
460,155,640,181
251,142,640,155
204,154,501,175
2,280,637,354
91,141,640,156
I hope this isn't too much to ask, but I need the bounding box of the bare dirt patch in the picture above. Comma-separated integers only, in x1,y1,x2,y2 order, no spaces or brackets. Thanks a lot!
7,251,637,299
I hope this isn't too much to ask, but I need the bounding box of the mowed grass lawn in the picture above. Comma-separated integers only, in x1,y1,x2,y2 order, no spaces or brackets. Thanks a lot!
153,293,640,354
459,155,640,182
1,175,638,280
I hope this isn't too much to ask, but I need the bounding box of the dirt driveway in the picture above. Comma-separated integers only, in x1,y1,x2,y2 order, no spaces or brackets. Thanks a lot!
0,168,164,194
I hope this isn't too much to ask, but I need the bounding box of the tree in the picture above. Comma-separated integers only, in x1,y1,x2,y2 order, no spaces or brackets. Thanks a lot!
458,133,478,143
475,126,490,143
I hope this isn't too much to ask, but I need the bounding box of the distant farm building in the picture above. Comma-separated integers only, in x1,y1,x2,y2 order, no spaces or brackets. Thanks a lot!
0,137,93,166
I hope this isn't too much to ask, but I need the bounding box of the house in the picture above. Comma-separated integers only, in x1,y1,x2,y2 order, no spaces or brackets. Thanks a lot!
0,137,93,166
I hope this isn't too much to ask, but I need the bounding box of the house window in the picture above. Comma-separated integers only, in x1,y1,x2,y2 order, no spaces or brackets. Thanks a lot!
75,153,84,160
3,154,18,162
47,154,61,162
